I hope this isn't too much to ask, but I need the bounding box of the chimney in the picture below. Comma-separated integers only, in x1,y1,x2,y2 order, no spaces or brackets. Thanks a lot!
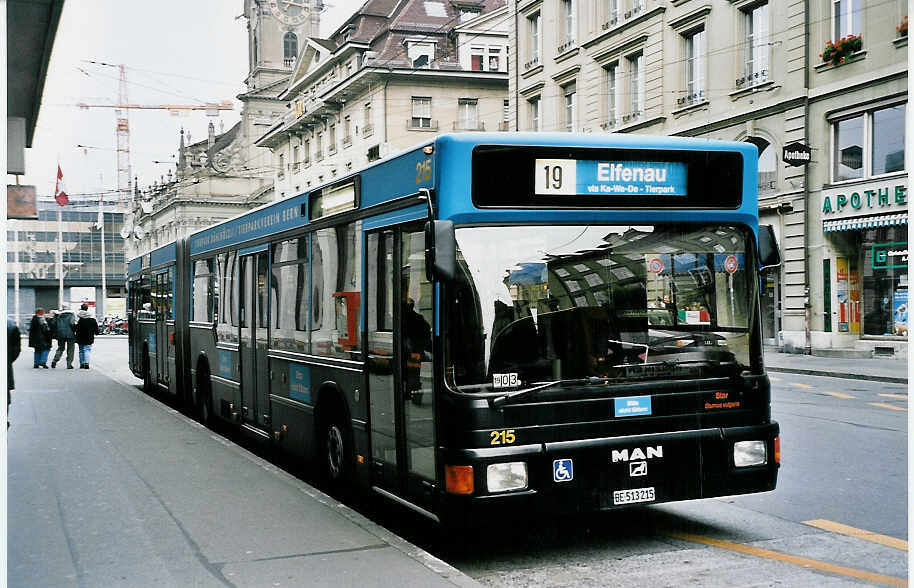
208,121,216,149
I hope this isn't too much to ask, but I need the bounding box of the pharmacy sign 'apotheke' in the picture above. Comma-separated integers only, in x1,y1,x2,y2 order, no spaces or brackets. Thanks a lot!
782,142,811,167
821,177,908,221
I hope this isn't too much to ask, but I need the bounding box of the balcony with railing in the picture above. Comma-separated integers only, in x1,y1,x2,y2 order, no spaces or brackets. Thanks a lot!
362,123,373,137
342,135,352,147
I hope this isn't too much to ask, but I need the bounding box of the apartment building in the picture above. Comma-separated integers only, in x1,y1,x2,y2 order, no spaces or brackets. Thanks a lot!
507,0,907,356
256,0,510,197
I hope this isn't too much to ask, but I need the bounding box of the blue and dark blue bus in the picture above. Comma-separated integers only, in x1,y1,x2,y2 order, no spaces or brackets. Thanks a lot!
127,132,781,524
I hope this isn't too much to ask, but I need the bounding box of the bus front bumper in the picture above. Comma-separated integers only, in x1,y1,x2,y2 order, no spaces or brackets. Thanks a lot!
438,422,779,522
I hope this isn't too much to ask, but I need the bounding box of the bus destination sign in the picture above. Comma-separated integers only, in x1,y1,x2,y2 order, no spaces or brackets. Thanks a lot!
535,159,688,197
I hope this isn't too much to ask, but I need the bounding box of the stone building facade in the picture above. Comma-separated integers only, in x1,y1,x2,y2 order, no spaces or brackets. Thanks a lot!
255,0,509,196
507,0,907,356
128,0,322,256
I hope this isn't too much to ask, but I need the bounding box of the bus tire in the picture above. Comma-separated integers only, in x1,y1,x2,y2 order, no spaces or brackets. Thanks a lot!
317,400,353,488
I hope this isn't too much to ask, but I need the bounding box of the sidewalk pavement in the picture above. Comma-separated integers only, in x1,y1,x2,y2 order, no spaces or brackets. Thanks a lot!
764,350,908,384
7,354,478,587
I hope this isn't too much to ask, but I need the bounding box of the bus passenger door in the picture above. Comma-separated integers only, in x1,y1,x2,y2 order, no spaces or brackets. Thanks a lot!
239,252,271,432
155,272,168,388
367,226,436,496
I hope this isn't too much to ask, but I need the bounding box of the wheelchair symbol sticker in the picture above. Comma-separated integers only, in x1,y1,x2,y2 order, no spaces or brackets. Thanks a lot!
553,459,574,482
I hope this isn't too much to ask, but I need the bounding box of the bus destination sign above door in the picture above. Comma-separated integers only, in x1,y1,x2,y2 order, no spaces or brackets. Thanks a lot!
534,159,688,197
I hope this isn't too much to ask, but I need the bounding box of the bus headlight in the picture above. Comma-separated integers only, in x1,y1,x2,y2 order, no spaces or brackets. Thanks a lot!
733,440,767,467
486,462,528,493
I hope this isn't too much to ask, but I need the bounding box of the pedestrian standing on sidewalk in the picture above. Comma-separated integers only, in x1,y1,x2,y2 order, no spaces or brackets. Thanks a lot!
28,308,52,368
8,318,21,416
75,303,97,369
51,305,77,369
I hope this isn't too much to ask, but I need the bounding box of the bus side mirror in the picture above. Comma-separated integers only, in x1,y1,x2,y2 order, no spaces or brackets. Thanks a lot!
425,220,456,282
758,225,781,271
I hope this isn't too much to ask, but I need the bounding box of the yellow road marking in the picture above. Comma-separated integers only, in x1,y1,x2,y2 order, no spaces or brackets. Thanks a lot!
824,391,855,399
669,531,907,587
870,402,906,412
790,382,814,390
804,519,908,551
879,393,907,401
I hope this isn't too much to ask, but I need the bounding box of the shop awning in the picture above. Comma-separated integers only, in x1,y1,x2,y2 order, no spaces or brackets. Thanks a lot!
823,213,908,232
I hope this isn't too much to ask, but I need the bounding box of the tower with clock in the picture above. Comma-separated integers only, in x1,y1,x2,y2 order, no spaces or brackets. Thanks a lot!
245,0,320,90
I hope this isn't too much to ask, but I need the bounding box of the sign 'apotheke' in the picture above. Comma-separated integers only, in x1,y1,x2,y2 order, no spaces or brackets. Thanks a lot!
821,177,907,221
782,142,811,167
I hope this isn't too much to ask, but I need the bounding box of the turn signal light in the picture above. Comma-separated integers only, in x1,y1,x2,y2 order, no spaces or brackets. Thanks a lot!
774,436,781,464
445,465,474,495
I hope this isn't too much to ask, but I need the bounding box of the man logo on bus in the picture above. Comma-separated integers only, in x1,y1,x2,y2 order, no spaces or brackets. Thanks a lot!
553,459,573,482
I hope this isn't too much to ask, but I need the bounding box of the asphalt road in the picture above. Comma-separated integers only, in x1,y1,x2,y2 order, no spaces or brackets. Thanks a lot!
10,338,908,587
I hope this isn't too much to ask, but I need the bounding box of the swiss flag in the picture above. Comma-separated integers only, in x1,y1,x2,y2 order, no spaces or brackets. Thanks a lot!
54,165,69,206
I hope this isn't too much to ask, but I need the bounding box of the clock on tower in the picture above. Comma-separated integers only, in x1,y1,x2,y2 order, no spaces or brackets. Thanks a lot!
268,0,309,26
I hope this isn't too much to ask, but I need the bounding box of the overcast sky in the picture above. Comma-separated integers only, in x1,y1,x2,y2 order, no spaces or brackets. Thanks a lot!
9,0,353,202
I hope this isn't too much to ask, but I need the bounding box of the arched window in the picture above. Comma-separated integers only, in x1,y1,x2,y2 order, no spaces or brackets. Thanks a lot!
745,135,777,195
284,32,298,65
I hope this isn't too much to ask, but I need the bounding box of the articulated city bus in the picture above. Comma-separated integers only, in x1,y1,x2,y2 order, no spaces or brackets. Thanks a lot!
127,132,781,525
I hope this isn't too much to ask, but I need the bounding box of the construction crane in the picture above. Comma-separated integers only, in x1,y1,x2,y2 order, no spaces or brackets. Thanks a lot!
77,63,233,203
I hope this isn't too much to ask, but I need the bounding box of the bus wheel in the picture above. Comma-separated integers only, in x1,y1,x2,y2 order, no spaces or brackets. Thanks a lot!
319,407,352,487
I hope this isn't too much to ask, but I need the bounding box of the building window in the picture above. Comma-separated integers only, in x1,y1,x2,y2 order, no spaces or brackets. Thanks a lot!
873,105,906,175
628,52,644,117
560,0,575,47
834,116,864,182
471,46,503,71
832,0,862,38
363,102,373,135
563,82,576,132
685,29,705,104
604,62,620,128
746,136,778,194
278,153,285,178
411,96,432,128
329,124,337,152
862,226,907,337
316,132,323,160
488,48,501,71
832,103,906,182
528,96,541,131
457,98,478,130
343,115,352,145
303,139,310,164
527,12,540,67
605,0,620,26
408,42,434,68
743,3,769,87
283,32,298,67
471,46,484,70
293,145,301,172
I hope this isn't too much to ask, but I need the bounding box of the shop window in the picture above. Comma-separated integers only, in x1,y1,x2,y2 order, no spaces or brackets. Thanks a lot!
862,226,907,337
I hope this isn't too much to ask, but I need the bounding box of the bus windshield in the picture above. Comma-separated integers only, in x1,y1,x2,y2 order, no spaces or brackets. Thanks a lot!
445,224,758,391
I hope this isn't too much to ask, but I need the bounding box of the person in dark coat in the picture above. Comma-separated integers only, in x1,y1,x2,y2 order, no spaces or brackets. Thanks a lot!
8,318,21,411
75,303,98,369
51,305,77,369
28,308,52,368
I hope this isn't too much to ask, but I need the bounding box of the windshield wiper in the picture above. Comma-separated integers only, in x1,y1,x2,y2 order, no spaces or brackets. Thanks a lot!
488,377,611,409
